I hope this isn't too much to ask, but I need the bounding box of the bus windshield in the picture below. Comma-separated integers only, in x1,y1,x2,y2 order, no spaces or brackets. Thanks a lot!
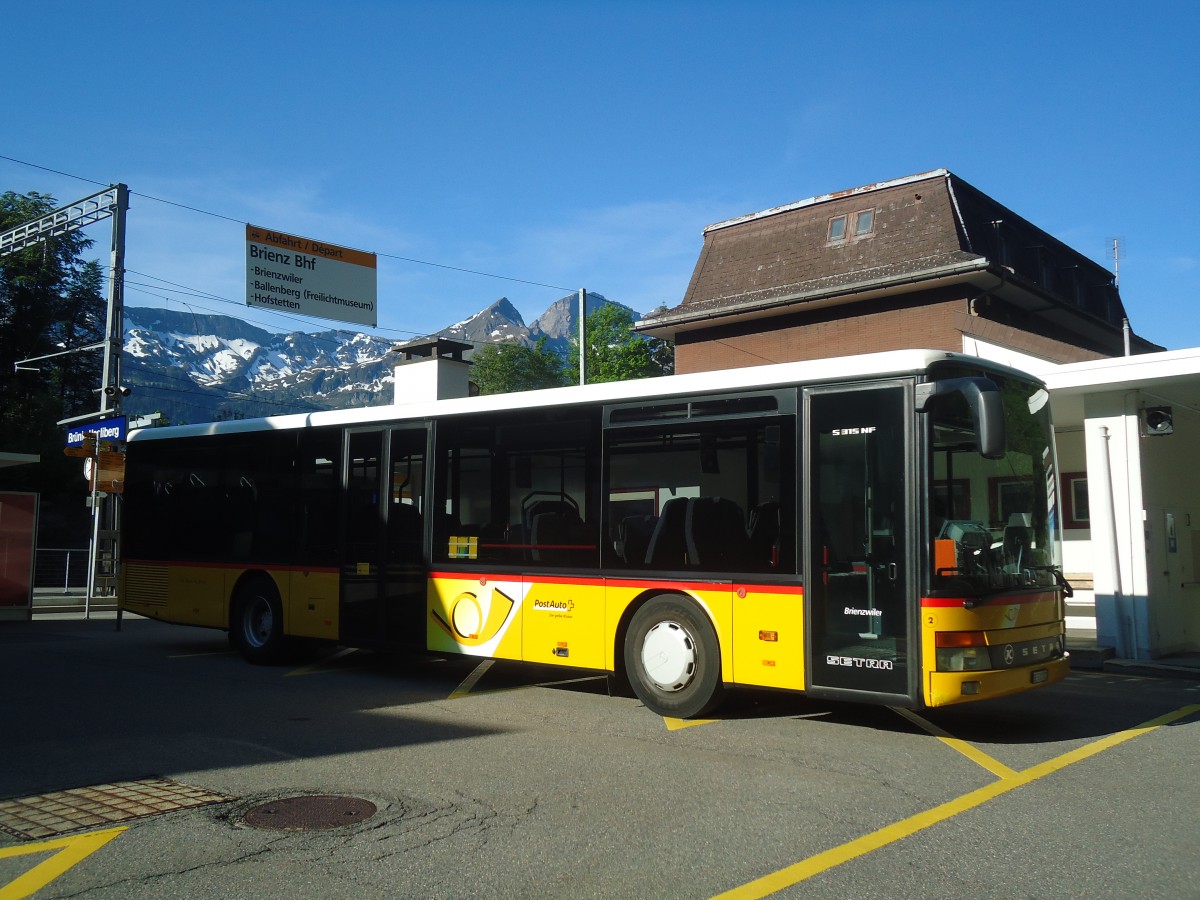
928,371,1060,599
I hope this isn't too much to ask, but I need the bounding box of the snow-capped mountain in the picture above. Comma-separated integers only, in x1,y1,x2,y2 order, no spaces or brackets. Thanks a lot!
121,293,641,424
433,292,637,356
437,296,532,347
123,307,399,423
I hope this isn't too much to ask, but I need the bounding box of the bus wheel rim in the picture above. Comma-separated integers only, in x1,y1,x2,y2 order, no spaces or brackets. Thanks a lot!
245,597,272,648
640,620,696,692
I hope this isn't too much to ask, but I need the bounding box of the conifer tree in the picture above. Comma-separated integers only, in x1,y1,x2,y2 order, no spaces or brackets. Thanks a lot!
0,190,107,541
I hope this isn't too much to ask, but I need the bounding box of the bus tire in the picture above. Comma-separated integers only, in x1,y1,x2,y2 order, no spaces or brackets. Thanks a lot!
624,595,724,719
232,577,287,665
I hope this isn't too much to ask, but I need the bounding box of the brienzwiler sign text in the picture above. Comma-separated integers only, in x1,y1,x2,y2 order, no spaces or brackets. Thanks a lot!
245,224,378,328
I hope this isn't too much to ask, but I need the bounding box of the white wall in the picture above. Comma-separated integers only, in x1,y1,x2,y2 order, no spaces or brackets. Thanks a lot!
970,341,1200,656
1138,402,1200,655
1083,391,1150,658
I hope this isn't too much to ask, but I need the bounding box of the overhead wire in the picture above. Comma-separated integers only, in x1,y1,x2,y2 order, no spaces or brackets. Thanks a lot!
1,152,607,416
0,152,578,292
3,152,591,353
118,270,528,360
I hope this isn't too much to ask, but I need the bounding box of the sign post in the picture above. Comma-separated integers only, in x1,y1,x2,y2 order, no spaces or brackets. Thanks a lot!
246,225,378,327
66,416,126,449
64,416,127,615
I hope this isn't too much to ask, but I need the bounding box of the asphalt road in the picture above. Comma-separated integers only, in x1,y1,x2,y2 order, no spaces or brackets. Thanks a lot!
2,615,1198,899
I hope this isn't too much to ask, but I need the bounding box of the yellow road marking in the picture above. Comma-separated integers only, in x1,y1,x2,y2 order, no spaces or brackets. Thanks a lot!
529,675,609,690
714,703,1200,899
449,659,495,698
451,664,608,699
285,647,359,676
890,706,1018,779
664,716,719,730
0,827,126,900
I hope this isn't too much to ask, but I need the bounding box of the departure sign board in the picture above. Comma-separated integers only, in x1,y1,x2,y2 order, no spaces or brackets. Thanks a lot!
246,224,378,327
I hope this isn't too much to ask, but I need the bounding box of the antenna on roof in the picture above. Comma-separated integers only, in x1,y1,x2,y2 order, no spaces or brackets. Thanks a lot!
1109,236,1123,286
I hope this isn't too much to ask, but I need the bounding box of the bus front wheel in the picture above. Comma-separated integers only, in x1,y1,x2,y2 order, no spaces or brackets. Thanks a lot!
232,578,287,665
624,595,724,719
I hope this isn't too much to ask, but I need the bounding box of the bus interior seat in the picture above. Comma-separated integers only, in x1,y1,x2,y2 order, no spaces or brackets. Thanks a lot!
530,507,592,565
477,522,511,560
524,497,564,517
644,497,689,568
522,497,579,534
686,496,750,570
517,500,564,561
748,500,781,568
616,514,656,566
1003,513,1034,567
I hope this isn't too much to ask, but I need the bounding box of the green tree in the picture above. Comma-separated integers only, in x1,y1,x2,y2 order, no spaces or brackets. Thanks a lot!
0,190,106,542
52,259,107,415
471,337,567,395
565,303,673,385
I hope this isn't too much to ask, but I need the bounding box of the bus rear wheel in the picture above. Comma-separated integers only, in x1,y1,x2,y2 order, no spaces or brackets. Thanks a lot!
624,595,724,719
232,578,287,665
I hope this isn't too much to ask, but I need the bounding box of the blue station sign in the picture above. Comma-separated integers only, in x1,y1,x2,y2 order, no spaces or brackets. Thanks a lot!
66,416,126,447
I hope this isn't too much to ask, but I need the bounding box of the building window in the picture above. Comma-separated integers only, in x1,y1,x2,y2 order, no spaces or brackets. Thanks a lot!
1063,472,1089,529
988,476,1034,529
933,479,971,522
828,209,875,244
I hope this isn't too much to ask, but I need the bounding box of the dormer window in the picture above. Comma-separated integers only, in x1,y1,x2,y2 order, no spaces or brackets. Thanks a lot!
828,209,875,244
854,208,875,236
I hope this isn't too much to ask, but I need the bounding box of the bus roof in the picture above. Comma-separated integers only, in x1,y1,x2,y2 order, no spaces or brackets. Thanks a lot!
127,348,1039,443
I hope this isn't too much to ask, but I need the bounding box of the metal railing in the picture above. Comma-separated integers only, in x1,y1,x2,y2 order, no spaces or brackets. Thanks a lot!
34,547,92,594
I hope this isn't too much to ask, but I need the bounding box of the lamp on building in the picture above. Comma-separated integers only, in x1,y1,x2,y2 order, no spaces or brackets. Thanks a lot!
1141,407,1174,436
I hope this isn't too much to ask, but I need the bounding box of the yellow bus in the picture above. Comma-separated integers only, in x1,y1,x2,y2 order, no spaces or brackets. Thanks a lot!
119,349,1069,717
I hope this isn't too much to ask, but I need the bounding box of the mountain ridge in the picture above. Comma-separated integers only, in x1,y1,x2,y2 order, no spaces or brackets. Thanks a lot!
121,293,640,423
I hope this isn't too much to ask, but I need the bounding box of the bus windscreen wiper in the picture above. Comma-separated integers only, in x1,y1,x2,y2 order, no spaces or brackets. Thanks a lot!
962,567,1070,608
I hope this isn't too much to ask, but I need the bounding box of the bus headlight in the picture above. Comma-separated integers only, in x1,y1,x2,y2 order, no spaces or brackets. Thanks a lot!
936,646,992,672
935,631,991,672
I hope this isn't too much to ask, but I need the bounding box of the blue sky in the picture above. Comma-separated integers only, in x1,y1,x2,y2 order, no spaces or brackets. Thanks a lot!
4,1,1198,350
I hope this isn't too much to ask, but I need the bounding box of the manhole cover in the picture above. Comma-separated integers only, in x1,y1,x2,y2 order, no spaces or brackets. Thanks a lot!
243,795,377,831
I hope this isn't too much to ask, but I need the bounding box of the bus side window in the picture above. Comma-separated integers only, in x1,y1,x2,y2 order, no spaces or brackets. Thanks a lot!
388,430,425,567
435,414,600,568
249,433,296,564
748,500,782,569
297,430,341,566
228,473,257,560
604,418,796,575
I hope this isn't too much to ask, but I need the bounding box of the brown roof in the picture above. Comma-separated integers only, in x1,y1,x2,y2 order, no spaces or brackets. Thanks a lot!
638,169,1155,353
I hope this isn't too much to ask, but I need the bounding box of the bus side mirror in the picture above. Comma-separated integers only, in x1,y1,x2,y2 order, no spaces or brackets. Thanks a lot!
916,377,1006,460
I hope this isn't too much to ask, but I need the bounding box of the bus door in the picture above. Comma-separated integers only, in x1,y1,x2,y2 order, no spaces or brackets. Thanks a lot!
804,383,915,702
341,426,428,647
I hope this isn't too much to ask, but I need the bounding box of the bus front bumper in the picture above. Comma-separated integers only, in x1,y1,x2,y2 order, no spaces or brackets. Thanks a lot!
925,654,1070,707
